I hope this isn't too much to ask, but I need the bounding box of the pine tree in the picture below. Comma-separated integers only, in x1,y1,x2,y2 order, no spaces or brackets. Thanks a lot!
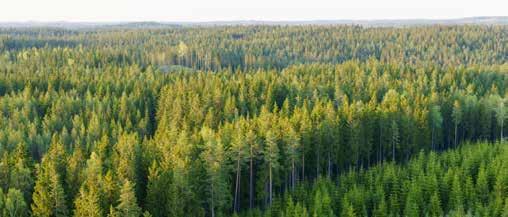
0,189,4,215
341,197,356,217
9,143,33,201
245,128,259,209
115,180,141,217
230,126,246,213
107,206,119,217
312,188,334,217
102,170,118,213
264,130,280,206
0,153,9,191
373,191,387,217
390,120,399,162
74,152,104,217
200,127,228,217
31,142,69,217
142,211,153,217
476,164,489,204
284,125,300,190
74,178,103,217
65,147,85,202
50,173,69,217
31,166,52,217
449,173,464,211
284,197,295,217
429,192,443,217
4,188,29,217
403,185,419,217
502,197,508,217
114,133,140,184
145,161,169,217
494,96,506,141
429,105,443,150
452,100,462,147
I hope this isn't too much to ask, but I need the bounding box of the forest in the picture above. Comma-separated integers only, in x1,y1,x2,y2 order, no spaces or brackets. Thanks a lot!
0,25,506,217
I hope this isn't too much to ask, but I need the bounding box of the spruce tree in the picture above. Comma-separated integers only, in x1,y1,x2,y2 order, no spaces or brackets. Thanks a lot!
74,152,104,217
4,188,29,217
115,180,141,217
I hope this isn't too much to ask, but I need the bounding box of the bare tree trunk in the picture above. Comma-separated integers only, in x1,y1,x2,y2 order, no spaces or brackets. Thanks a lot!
501,120,504,142
291,159,296,190
234,158,241,212
367,151,370,168
316,147,320,178
249,151,253,209
431,125,435,150
392,141,395,162
327,152,331,177
211,181,215,217
301,150,305,182
269,163,272,205
454,124,458,148
379,123,382,163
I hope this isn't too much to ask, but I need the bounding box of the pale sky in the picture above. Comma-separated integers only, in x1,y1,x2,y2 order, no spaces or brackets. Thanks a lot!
0,0,506,22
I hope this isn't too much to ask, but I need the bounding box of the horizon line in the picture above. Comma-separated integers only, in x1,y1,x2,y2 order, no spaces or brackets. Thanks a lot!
0,16,507,24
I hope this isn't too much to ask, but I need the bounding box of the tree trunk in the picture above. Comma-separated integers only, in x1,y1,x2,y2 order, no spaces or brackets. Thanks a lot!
379,123,382,163
301,150,305,182
234,158,241,212
431,125,435,150
367,151,370,168
249,149,254,209
454,124,458,147
211,181,215,217
316,147,320,178
501,120,504,142
269,163,272,205
327,152,331,177
292,159,296,189
392,141,395,162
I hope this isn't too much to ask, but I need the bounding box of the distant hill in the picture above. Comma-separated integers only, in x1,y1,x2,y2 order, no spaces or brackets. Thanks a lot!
0,21,181,29
176,16,508,26
0,17,507,28
100,22,182,29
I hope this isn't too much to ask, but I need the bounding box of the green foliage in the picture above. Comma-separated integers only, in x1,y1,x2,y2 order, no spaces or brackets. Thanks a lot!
0,25,506,217
31,142,69,217
3,188,29,217
115,180,141,217
73,153,104,217
249,141,508,217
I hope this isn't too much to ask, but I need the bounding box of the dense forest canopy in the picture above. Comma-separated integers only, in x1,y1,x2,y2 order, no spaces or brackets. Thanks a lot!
1,25,508,70
0,25,506,217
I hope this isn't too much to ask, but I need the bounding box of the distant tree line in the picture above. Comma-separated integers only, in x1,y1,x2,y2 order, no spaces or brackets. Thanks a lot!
1,25,507,71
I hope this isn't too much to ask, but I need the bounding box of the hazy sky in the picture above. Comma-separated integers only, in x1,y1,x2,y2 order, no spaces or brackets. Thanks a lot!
0,0,506,22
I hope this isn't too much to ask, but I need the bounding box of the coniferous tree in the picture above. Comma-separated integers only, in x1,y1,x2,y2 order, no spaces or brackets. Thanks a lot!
429,192,443,217
115,180,141,217
452,101,463,147
429,105,443,150
264,130,280,206
31,142,68,217
200,127,228,217
503,198,508,217
230,126,247,212
4,188,29,217
341,197,356,217
245,128,259,209
0,25,506,217
74,152,104,217
494,96,506,141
